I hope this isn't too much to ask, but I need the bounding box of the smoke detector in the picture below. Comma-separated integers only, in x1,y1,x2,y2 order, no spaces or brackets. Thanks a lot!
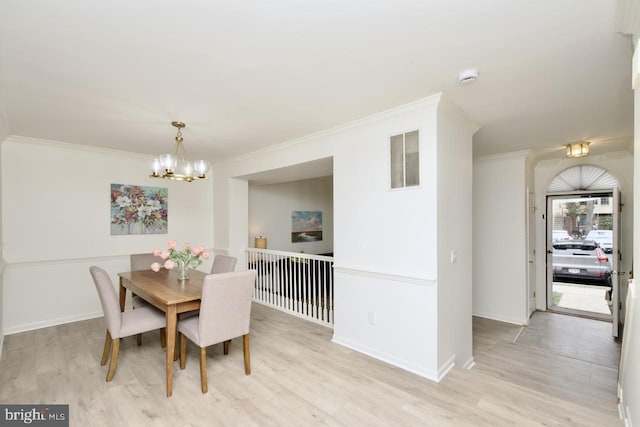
458,69,479,85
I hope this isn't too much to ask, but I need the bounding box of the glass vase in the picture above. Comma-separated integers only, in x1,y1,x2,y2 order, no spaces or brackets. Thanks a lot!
176,260,189,281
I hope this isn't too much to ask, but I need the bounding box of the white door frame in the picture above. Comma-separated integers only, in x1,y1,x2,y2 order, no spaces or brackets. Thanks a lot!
527,189,536,317
612,187,620,337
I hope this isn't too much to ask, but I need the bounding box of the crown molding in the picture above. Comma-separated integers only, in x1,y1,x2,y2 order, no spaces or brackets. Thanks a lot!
474,150,532,165
225,93,444,165
2,135,154,160
438,96,480,133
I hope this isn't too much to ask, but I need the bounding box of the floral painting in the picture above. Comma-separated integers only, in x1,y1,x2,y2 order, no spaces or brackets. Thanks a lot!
291,211,323,243
111,184,168,235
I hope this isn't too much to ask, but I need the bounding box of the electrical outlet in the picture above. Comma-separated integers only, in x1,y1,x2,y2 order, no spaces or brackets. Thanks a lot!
368,312,376,325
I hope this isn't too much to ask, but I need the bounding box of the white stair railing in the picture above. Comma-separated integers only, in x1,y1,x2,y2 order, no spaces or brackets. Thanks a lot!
247,248,334,327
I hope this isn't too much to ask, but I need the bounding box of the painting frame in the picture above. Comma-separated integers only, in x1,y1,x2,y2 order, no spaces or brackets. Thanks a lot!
291,211,323,243
110,183,168,235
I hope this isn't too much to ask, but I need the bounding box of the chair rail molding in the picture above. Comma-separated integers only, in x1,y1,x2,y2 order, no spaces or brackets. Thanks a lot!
333,265,436,287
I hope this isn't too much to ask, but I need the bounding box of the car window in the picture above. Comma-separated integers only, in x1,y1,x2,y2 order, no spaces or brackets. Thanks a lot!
553,243,597,251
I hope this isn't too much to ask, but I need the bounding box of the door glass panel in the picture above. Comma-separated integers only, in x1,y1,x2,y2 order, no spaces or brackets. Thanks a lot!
549,195,612,319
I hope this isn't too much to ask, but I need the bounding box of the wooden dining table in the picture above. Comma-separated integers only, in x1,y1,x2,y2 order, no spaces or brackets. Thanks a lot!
118,268,207,397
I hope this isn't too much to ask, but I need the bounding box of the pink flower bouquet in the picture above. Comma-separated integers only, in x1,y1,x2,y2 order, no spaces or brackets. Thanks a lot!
151,240,210,280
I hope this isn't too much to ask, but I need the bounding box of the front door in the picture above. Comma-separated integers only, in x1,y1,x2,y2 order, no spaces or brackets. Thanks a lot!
546,192,614,320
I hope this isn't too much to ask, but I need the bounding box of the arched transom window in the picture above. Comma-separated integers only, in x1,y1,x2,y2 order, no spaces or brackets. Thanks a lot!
547,165,619,193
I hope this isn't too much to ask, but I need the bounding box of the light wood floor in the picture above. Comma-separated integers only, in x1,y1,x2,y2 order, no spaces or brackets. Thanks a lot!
0,305,622,426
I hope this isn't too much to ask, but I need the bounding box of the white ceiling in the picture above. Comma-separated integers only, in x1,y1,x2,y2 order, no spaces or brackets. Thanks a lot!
0,0,635,171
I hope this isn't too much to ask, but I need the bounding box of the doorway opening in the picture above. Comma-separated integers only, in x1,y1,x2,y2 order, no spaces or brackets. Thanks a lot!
545,164,622,337
547,194,613,320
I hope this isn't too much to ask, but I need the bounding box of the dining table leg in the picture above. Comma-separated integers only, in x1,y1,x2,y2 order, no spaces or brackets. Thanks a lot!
165,304,177,397
118,278,126,312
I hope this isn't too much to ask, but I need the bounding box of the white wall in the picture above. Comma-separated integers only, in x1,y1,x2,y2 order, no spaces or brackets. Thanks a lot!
0,105,8,143
214,148,335,263
533,153,634,313
473,151,530,325
249,176,333,254
436,101,478,370
2,137,214,334
618,281,639,425
214,94,476,381
619,45,640,427
332,99,442,379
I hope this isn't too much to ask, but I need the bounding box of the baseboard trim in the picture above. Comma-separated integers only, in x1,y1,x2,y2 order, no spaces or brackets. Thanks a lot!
3,311,104,336
618,382,633,426
331,334,440,382
462,356,475,370
437,354,456,381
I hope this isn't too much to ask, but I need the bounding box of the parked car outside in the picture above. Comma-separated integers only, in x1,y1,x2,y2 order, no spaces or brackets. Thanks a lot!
552,230,572,242
552,239,611,286
585,230,613,253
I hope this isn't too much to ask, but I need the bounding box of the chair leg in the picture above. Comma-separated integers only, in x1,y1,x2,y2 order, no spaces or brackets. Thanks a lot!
200,347,207,394
106,338,120,382
101,331,111,366
223,340,230,355
179,333,187,370
160,328,166,348
133,294,142,346
243,334,251,375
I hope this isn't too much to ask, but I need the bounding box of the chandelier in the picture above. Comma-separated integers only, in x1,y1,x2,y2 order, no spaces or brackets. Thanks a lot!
150,121,209,182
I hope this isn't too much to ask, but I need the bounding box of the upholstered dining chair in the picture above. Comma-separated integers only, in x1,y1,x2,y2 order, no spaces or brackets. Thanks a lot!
89,266,166,382
210,255,237,274
181,254,236,320
178,270,257,393
178,254,238,325
174,253,239,324
130,253,166,347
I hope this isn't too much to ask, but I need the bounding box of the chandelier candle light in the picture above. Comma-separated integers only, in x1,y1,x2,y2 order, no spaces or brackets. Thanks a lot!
150,121,210,182
151,240,211,282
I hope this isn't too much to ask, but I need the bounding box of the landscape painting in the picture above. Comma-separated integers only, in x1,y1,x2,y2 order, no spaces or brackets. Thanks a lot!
291,211,323,243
